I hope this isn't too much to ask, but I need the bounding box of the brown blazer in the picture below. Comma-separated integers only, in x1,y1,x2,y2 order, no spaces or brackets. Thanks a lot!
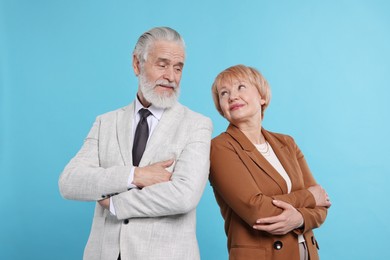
210,125,327,260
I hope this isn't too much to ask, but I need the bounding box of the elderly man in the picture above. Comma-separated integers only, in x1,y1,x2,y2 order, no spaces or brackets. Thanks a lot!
59,27,212,260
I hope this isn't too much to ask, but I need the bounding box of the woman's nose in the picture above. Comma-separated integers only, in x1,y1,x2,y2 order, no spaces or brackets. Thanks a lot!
228,91,238,102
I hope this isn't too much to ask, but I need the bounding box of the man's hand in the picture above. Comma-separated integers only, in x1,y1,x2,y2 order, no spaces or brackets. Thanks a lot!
308,184,331,208
132,159,174,188
98,198,110,210
253,200,304,235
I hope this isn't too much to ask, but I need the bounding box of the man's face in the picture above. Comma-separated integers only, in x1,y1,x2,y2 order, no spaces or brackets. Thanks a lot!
134,40,185,108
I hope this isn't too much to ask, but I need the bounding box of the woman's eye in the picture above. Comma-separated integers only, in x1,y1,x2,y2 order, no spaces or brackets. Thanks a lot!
238,84,246,89
220,91,228,97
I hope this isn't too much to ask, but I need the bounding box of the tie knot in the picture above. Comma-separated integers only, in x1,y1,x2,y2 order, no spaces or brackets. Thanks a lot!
139,108,151,119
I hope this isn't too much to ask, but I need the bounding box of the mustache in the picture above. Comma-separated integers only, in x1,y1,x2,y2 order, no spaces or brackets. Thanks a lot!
155,80,177,89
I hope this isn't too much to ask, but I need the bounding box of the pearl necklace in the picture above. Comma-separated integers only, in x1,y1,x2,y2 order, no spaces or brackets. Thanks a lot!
255,141,270,157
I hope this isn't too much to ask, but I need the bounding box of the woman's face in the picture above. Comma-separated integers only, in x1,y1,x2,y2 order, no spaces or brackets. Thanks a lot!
217,78,265,125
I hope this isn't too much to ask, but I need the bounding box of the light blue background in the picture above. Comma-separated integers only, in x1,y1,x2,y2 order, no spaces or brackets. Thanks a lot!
1,0,389,259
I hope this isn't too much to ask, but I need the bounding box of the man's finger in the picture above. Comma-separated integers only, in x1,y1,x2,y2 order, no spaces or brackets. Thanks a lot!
157,159,175,168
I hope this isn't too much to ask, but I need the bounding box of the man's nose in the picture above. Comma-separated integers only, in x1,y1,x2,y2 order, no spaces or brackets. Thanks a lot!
163,66,175,82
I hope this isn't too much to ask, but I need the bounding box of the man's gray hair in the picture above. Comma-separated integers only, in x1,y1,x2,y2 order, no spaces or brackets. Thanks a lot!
133,27,185,64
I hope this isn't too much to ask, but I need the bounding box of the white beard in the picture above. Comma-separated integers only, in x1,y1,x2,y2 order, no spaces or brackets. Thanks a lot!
139,73,180,109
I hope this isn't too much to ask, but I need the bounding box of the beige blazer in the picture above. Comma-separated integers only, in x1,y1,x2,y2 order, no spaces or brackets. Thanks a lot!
210,124,327,260
59,101,212,260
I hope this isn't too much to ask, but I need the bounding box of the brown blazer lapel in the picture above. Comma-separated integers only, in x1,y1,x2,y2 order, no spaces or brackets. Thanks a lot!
226,125,288,194
262,129,303,191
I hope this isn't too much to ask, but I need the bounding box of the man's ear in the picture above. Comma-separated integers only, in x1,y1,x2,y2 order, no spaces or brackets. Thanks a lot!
132,54,140,76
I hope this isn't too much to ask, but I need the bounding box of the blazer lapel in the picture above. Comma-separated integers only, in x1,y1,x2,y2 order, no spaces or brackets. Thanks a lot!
226,125,288,194
262,129,299,190
139,102,183,166
117,102,135,166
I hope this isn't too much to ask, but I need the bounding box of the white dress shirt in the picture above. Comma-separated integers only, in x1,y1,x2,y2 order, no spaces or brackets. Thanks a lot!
109,97,164,215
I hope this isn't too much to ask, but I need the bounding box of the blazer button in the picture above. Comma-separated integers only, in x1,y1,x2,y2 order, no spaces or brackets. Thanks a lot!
273,241,283,250
123,219,129,224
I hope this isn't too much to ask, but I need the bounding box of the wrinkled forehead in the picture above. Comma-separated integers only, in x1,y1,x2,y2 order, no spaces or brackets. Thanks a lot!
148,40,185,60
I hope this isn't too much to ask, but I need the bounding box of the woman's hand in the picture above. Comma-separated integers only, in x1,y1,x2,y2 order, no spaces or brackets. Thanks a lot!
253,200,304,235
308,185,331,208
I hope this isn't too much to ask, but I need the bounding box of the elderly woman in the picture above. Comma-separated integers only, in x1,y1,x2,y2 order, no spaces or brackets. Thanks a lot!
209,65,331,260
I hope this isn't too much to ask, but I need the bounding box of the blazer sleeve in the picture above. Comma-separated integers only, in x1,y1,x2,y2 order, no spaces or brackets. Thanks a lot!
112,118,213,220
58,117,132,201
289,137,328,233
210,136,323,227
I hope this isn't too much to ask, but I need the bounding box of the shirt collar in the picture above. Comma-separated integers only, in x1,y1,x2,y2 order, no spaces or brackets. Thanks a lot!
134,95,164,120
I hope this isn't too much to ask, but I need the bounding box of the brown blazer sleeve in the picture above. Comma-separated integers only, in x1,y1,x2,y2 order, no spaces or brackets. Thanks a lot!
290,138,328,233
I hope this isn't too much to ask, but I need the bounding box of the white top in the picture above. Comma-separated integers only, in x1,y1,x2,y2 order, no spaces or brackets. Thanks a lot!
255,142,292,192
255,141,305,243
